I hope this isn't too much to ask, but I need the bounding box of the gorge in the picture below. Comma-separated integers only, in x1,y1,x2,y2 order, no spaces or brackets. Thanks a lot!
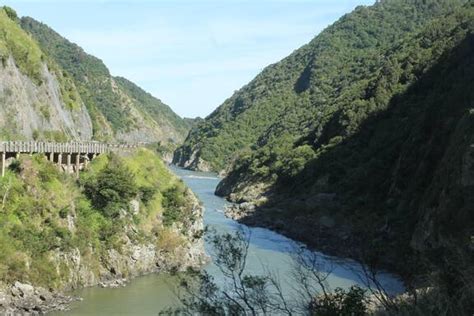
0,0,472,314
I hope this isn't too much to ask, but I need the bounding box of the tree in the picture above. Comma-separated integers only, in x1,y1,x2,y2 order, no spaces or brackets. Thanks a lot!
3,6,18,22
83,154,138,217
161,228,367,315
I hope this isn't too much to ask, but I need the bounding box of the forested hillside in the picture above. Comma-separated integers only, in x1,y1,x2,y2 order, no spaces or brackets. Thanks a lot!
174,0,467,172
175,0,473,311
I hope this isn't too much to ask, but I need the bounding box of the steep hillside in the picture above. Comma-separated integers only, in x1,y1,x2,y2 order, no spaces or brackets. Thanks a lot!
114,77,191,141
0,7,92,141
0,6,188,144
173,0,473,309
216,0,473,309
174,0,467,172
225,0,473,253
20,16,189,143
0,149,205,314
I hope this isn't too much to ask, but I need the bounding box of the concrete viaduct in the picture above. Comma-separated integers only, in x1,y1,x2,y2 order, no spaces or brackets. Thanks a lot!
0,141,138,177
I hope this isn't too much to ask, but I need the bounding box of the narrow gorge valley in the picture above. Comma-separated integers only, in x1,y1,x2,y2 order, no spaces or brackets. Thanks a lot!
0,0,472,315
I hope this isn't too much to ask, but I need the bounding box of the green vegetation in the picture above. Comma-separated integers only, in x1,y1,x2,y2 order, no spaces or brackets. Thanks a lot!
0,149,198,288
163,229,368,316
0,7,44,84
115,77,191,139
83,154,138,217
175,0,473,313
0,155,86,287
162,184,191,227
174,0,468,172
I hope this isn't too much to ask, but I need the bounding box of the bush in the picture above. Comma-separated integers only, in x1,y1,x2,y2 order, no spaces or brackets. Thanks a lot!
83,155,138,217
162,184,187,226
3,6,18,22
139,186,157,205
309,286,367,316
8,159,21,173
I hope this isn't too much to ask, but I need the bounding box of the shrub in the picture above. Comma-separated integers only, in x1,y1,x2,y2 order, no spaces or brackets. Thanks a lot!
139,186,157,205
3,6,18,22
8,159,21,173
83,155,138,217
308,286,367,316
162,184,187,226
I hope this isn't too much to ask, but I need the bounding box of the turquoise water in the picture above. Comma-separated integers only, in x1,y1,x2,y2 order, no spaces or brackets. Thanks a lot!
53,167,403,315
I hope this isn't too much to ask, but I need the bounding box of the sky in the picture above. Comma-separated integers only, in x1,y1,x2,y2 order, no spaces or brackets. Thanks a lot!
3,0,374,118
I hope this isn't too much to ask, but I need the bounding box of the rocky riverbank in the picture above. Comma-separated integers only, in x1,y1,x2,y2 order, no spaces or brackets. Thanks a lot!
0,195,206,315
223,197,363,267
0,282,78,315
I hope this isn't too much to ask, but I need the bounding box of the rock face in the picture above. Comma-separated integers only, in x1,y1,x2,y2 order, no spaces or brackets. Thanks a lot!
0,56,93,140
173,146,213,172
0,281,77,315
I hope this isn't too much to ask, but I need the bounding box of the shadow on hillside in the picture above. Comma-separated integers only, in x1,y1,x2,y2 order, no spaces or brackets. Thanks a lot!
239,33,474,277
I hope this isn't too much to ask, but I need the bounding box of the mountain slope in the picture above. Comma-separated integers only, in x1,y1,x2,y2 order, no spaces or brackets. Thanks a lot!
20,16,188,143
0,8,92,141
225,0,474,252
114,76,191,143
0,8,188,144
174,0,467,172
174,0,473,309
210,2,474,310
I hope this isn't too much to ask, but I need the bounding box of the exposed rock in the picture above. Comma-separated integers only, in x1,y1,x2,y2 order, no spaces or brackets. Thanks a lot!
99,278,128,288
172,148,213,172
0,282,77,315
130,199,140,215
0,56,93,140
12,282,34,298
225,202,256,220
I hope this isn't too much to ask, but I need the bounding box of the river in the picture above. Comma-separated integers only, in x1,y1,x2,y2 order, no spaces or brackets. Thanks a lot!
52,167,403,315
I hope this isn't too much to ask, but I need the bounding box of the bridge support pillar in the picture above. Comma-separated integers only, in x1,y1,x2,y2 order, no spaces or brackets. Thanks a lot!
49,152,53,162
57,153,62,168
66,153,71,172
1,151,5,177
75,154,80,178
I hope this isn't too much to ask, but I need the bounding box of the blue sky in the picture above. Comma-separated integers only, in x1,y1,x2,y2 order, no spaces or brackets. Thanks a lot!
4,0,374,118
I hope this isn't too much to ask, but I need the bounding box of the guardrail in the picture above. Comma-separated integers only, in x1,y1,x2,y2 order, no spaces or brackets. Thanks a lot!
0,141,139,177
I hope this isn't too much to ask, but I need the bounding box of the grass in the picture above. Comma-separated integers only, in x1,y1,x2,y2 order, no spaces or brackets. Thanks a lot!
0,8,44,84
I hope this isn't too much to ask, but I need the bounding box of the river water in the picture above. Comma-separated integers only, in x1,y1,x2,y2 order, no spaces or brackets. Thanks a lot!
53,167,403,315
